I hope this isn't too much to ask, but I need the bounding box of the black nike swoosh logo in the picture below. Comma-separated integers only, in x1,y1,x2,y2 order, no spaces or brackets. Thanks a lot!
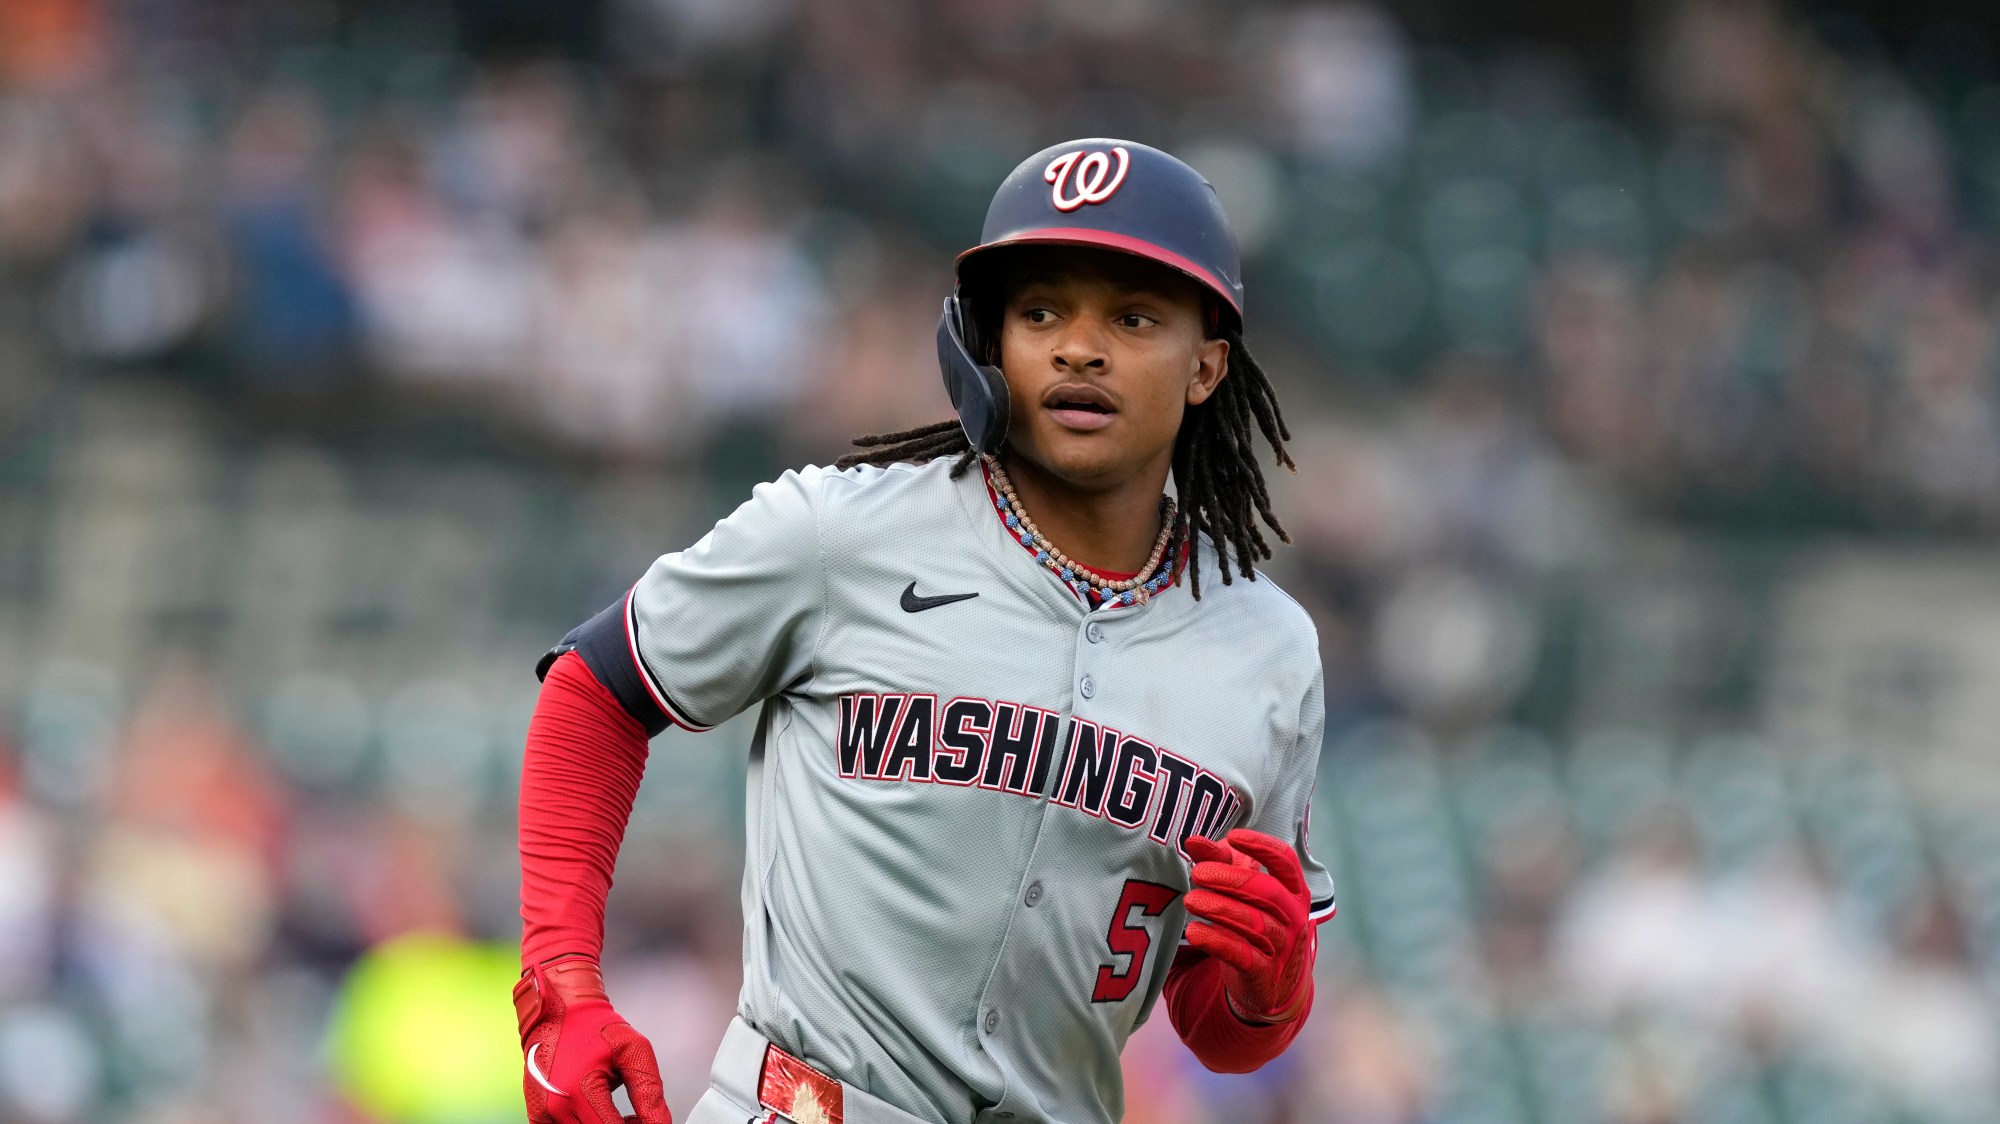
901,581,979,613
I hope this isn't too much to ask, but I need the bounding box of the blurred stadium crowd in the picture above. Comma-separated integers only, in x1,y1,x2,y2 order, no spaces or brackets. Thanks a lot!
1,0,1998,1121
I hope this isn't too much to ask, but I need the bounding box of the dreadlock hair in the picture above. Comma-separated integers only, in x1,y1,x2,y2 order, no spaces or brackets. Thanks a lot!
836,322,1295,599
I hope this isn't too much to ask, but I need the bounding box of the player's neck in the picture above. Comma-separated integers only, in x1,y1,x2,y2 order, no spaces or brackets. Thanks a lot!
996,448,1173,577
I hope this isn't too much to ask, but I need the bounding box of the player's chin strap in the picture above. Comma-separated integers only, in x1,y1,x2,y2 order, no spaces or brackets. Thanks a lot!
936,292,1009,454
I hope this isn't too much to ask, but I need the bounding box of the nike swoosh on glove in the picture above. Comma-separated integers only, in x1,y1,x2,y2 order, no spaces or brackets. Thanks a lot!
514,956,673,1124
1182,829,1315,1024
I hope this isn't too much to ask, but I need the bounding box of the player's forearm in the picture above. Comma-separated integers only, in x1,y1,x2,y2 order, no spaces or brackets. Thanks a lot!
518,650,652,967
1162,950,1313,1073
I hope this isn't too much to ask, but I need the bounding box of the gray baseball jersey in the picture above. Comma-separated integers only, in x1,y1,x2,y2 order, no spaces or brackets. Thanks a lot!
562,456,1333,1124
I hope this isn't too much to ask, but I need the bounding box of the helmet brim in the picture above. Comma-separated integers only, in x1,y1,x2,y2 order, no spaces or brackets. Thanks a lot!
955,227,1243,321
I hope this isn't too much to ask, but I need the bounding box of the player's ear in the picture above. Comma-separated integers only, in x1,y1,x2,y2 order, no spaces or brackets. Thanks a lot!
1187,335,1228,407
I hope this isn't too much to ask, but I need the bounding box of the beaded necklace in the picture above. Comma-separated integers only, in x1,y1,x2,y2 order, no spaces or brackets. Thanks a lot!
981,454,1182,609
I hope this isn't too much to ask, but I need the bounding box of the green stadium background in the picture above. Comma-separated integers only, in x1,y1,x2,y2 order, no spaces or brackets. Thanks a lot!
0,1,1997,1121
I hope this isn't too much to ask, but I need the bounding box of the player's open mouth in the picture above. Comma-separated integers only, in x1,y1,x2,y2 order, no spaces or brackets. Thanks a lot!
1043,384,1118,430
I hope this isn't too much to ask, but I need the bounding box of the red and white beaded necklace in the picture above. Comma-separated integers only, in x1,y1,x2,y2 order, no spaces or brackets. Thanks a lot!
980,454,1182,608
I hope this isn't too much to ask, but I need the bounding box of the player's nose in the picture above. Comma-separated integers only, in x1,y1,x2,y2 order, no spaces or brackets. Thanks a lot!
1050,319,1108,371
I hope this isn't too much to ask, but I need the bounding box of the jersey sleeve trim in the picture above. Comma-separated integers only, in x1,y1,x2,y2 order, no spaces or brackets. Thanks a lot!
1309,895,1337,925
534,587,714,736
622,585,716,733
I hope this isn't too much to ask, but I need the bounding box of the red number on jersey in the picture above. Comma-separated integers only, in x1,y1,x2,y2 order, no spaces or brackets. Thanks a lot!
1092,879,1180,1002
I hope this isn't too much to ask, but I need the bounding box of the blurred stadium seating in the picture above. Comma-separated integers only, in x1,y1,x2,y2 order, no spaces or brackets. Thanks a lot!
1,0,1998,1121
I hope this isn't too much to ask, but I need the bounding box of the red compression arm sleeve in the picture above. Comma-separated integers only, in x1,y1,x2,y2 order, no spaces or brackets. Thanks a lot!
1163,948,1314,1073
518,650,652,968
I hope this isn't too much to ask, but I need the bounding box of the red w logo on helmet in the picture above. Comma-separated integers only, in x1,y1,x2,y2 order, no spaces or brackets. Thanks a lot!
1044,146,1131,212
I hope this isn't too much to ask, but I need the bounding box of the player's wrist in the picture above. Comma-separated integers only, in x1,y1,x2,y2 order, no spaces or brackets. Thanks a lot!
520,950,597,977
515,955,616,1041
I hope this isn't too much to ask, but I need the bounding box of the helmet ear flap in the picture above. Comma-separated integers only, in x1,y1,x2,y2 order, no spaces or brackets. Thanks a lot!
937,292,1010,454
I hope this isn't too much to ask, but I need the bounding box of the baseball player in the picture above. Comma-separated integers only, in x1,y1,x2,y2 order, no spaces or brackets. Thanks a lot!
515,138,1336,1124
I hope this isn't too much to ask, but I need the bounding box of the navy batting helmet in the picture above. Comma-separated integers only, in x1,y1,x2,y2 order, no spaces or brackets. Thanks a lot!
937,139,1244,453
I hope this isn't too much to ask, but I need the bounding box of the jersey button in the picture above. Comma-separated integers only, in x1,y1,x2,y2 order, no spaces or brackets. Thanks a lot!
982,1008,1001,1035
1079,674,1096,699
1085,622,1104,644
1024,881,1043,907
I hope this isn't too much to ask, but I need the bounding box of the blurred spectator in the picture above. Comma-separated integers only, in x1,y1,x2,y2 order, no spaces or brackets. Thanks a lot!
1267,4,1414,171
1294,982,1436,1124
219,95,358,390
2,1,1999,1121
0,95,95,268
340,114,540,393
0,752,56,1004
528,196,691,456
1835,882,1999,1116
0,0,108,90
666,180,829,429
1556,809,1721,1021
86,664,286,976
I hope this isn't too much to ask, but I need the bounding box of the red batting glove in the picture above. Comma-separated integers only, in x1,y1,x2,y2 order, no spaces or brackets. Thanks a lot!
1183,829,1315,1024
514,956,673,1124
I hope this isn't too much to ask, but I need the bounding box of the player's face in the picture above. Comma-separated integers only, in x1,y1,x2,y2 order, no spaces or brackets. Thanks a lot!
992,247,1229,490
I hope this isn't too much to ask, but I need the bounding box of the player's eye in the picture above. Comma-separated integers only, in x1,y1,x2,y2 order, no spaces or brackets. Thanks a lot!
1023,307,1056,325
1117,313,1157,329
